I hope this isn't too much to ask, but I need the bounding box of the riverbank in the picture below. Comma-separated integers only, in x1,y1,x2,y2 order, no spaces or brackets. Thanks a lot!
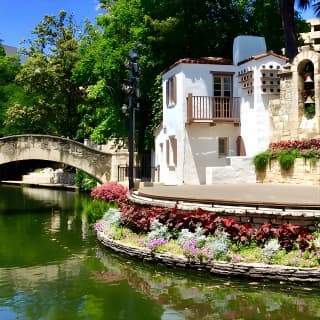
97,231,320,283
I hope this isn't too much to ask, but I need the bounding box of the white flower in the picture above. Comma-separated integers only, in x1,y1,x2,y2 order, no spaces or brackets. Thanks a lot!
263,239,280,260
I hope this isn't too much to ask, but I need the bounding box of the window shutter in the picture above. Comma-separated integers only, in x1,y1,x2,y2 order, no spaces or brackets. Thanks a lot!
166,139,170,165
236,136,246,156
172,137,177,166
172,76,177,104
166,80,169,106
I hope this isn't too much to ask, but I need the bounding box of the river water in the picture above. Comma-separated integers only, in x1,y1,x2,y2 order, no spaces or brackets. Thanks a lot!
0,185,319,320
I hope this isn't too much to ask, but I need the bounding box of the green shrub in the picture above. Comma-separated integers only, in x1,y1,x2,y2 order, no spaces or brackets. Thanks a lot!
255,139,320,173
253,151,270,172
300,149,320,165
86,199,114,224
278,151,295,171
112,226,125,240
75,169,97,191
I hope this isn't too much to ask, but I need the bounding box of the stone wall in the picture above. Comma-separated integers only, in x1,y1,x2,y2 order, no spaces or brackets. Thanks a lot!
269,48,320,142
256,158,320,186
130,193,320,230
97,231,320,283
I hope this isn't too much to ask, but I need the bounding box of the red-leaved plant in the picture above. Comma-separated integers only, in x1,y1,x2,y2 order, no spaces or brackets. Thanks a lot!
96,200,315,253
220,218,253,243
269,139,320,151
254,223,277,245
276,224,302,252
91,182,128,204
119,204,217,234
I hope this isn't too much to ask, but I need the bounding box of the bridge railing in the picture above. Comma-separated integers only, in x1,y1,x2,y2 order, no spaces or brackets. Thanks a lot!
117,165,160,182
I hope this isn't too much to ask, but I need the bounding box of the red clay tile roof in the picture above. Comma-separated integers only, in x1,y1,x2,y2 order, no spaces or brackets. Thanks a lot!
161,57,233,75
238,51,288,65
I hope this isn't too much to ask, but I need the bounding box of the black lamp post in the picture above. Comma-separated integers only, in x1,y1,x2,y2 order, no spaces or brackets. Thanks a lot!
125,49,140,190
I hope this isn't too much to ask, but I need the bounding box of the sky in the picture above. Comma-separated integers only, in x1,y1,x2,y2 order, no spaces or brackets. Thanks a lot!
0,0,102,47
0,0,319,48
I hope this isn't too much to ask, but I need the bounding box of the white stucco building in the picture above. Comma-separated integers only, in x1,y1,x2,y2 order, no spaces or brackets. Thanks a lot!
154,36,288,185
2,44,17,56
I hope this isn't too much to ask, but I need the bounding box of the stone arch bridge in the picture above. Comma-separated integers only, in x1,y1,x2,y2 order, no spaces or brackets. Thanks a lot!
0,135,115,183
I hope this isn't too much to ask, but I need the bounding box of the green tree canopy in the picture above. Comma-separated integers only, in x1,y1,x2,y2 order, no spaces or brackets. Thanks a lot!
9,11,87,137
0,43,24,136
73,0,146,143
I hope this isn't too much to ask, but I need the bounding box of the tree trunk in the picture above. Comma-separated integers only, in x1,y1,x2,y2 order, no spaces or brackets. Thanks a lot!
279,0,297,61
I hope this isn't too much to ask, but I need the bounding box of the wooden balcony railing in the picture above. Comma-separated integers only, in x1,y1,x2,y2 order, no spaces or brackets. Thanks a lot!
186,94,240,125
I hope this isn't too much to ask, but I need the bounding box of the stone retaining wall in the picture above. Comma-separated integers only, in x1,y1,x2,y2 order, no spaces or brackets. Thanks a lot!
257,158,320,186
130,194,320,231
97,231,320,283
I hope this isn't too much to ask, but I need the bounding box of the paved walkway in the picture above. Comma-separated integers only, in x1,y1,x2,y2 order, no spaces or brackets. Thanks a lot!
137,183,320,209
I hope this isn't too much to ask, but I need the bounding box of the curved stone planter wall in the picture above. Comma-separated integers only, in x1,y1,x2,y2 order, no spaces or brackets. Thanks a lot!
97,232,320,283
129,193,320,231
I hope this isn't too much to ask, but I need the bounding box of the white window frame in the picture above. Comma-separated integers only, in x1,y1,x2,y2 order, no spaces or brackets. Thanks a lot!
166,76,177,106
211,72,233,97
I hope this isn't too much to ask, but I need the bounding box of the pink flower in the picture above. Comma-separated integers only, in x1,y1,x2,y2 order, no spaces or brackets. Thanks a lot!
147,238,167,251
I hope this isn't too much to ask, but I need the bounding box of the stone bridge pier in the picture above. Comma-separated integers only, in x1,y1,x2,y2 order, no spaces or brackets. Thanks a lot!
0,135,124,184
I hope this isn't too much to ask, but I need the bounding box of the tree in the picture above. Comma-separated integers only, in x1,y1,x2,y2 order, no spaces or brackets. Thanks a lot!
73,0,146,144
0,40,6,56
12,11,87,137
279,0,320,60
315,1,320,14
0,41,25,136
3,104,52,135
246,0,283,52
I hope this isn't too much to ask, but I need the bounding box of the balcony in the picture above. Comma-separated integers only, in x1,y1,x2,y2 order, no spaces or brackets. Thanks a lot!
186,94,240,125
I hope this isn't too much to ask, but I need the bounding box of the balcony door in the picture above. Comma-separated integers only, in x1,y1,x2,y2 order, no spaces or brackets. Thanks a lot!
212,73,233,118
213,75,232,97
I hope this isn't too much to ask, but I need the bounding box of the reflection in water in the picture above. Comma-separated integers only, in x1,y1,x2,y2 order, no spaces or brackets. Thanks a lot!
22,186,75,208
95,247,320,320
0,185,320,320
50,212,61,233
0,256,83,289
81,213,89,239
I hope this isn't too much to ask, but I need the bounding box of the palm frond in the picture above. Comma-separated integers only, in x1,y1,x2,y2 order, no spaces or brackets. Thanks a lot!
313,1,320,16
298,0,311,10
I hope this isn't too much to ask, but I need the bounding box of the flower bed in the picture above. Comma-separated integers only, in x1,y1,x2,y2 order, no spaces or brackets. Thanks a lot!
94,205,320,269
117,202,319,255
91,182,320,280
96,231,320,283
